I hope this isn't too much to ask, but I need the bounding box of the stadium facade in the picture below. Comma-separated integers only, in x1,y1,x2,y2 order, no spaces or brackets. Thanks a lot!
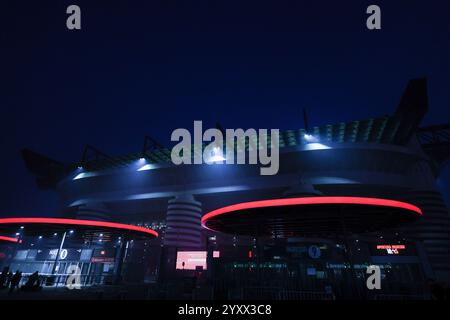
16,78,450,297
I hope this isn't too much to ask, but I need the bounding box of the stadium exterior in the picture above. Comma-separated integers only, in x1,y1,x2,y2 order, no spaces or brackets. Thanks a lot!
18,78,450,297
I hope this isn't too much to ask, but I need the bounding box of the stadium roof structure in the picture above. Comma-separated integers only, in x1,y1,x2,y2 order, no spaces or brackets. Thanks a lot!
21,116,409,183
201,196,423,237
23,78,450,187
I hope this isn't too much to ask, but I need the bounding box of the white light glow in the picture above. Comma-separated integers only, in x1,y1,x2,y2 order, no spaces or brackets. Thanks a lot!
304,134,319,143
304,143,331,151
206,147,225,164
137,164,155,171
209,155,226,162
73,173,85,180
73,172,97,180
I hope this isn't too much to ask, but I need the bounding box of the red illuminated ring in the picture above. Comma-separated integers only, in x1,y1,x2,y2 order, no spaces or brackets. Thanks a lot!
0,235,20,243
202,196,422,230
0,218,158,238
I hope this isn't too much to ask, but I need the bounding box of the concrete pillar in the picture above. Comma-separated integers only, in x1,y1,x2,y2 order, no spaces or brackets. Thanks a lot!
159,194,203,282
76,202,112,221
163,194,202,249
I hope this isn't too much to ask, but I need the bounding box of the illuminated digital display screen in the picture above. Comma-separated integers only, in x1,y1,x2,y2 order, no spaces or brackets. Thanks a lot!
34,248,81,261
176,251,207,270
376,244,406,255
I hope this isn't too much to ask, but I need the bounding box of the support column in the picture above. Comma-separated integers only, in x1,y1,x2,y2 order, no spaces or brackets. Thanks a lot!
160,194,203,282
76,202,112,221
164,194,202,249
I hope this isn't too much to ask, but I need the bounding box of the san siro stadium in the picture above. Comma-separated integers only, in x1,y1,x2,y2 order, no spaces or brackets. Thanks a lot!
10,78,450,299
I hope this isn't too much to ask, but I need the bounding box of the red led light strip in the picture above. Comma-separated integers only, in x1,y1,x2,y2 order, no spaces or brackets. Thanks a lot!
0,218,158,238
0,236,19,243
202,196,422,228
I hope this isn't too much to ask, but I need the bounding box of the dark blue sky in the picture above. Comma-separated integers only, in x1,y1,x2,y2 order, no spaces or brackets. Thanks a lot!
1,0,450,216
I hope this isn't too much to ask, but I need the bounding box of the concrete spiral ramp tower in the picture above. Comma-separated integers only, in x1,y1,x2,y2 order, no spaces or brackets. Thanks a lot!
164,194,202,249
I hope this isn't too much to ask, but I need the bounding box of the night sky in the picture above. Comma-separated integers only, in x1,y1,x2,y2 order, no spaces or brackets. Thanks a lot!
1,0,450,216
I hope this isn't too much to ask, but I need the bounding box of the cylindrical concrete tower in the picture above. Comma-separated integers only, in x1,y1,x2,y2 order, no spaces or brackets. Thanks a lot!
164,194,202,249
401,189,450,282
76,202,112,221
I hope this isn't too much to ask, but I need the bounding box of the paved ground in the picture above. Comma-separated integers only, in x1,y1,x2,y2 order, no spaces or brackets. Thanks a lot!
0,285,152,300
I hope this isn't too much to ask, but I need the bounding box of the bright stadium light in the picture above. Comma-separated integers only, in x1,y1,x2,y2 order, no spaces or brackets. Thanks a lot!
303,133,329,150
73,172,86,180
304,143,331,151
73,171,97,180
209,154,226,163
137,164,155,171
304,134,319,143
207,147,226,163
